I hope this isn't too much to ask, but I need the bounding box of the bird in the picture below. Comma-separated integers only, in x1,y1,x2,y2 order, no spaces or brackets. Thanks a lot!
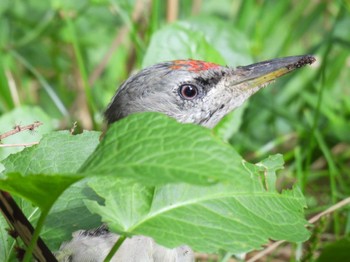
56,55,315,262
0,55,315,262
105,55,315,128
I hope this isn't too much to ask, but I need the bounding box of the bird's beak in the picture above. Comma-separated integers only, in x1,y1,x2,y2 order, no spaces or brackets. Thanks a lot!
231,55,316,89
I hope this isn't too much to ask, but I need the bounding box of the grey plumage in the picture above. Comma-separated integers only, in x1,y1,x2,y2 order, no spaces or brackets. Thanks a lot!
105,56,314,128
56,225,193,262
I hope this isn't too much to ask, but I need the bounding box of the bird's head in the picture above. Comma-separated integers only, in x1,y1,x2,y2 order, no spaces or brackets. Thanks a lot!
105,55,315,128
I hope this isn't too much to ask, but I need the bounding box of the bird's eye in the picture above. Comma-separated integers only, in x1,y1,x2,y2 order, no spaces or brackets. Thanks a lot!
179,84,199,100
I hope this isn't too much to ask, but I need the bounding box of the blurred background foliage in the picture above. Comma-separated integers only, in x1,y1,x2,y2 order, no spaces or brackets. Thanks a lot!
0,0,350,260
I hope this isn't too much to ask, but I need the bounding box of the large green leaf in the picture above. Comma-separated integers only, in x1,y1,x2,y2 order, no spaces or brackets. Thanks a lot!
42,179,102,249
80,113,248,185
86,172,309,254
80,115,309,253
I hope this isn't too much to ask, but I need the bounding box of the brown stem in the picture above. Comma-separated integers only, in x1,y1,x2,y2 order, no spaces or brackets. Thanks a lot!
0,191,57,262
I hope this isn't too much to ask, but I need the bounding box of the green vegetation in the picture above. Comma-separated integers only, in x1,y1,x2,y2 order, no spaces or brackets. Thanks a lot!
0,0,349,261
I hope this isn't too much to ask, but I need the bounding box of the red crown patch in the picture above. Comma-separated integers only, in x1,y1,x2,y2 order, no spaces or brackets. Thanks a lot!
170,60,220,72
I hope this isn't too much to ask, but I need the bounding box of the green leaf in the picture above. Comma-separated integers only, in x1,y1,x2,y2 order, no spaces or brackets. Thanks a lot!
80,112,248,185
2,131,100,175
86,174,309,254
81,118,307,253
143,23,225,67
85,177,154,233
0,213,12,262
41,179,102,249
0,173,79,211
0,130,100,209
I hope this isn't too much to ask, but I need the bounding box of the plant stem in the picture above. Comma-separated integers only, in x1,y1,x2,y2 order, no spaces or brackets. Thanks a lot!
103,234,127,262
23,209,55,262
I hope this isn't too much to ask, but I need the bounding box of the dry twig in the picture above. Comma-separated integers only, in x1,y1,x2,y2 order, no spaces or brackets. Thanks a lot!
0,142,39,148
0,121,42,141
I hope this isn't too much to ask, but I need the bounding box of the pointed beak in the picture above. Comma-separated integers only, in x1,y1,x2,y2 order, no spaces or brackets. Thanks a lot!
231,55,316,88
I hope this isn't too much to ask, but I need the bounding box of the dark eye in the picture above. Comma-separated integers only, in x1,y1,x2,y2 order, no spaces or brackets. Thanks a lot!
179,84,199,99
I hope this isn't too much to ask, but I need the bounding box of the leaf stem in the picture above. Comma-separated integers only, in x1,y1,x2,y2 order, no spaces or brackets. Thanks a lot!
23,208,56,262
103,234,127,262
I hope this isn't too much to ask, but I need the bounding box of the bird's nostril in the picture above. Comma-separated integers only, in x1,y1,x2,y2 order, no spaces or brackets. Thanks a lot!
219,104,225,109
